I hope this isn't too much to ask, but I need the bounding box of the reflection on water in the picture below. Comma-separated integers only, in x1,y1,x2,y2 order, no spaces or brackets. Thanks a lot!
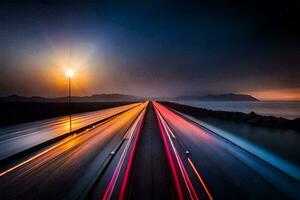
177,100,300,119
201,117,300,166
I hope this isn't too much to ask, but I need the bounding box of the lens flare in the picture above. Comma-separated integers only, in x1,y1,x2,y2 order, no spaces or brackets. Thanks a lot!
66,69,75,78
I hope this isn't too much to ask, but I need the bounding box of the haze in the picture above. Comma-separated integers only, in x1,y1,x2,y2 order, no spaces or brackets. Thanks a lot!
0,1,299,100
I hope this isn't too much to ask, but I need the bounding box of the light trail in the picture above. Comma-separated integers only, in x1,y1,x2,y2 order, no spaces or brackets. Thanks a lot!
154,102,199,200
0,103,147,200
156,109,185,200
154,102,215,144
156,106,212,199
118,104,147,200
102,105,146,200
157,110,198,200
182,116,300,199
155,102,300,199
0,104,143,177
188,158,214,200
0,103,141,161
0,134,77,177
186,117,300,181
164,119,176,138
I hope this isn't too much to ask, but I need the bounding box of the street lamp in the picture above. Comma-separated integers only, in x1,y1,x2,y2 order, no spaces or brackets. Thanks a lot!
66,69,74,132
66,69,74,104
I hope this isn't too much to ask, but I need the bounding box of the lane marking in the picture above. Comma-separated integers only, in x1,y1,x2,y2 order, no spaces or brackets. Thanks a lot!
156,109,185,200
102,103,147,200
154,102,199,200
188,158,213,200
154,102,213,200
118,107,146,200
0,134,77,176
0,105,144,177
156,109,198,200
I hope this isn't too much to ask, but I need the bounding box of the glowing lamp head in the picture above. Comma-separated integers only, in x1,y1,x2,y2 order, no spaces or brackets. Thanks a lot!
66,69,74,78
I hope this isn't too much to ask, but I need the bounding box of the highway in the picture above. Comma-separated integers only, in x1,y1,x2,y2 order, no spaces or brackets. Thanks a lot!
0,102,147,199
0,103,139,161
126,103,175,199
153,101,300,200
0,101,299,200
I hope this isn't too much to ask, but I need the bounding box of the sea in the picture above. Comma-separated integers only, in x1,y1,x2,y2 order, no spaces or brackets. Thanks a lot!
175,100,300,167
175,100,300,120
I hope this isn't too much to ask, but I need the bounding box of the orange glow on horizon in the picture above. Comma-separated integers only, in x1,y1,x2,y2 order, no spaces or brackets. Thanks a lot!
37,41,99,97
46,62,92,97
247,88,300,101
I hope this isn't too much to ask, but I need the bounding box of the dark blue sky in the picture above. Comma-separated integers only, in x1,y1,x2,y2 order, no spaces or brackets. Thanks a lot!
0,1,299,99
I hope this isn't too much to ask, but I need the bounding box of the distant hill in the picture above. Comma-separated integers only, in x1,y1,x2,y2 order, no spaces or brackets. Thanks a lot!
0,94,144,102
176,93,259,101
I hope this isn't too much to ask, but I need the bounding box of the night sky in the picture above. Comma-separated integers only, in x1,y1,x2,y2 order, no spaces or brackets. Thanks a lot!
0,1,299,100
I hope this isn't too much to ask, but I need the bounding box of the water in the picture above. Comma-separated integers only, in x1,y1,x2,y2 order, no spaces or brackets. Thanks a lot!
200,117,300,166
176,100,300,119
173,100,300,180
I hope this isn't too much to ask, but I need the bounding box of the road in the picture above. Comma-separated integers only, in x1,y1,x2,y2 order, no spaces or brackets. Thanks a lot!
0,102,147,199
0,103,139,161
153,101,300,200
126,103,175,200
0,101,299,200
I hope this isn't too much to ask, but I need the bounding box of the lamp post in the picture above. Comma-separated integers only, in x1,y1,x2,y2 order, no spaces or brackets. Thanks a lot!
66,69,74,132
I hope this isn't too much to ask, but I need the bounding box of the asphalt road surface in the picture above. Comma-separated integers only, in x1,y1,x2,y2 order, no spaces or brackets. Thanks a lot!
0,103,139,161
153,101,300,200
0,101,299,200
127,103,175,200
0,103,147,200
